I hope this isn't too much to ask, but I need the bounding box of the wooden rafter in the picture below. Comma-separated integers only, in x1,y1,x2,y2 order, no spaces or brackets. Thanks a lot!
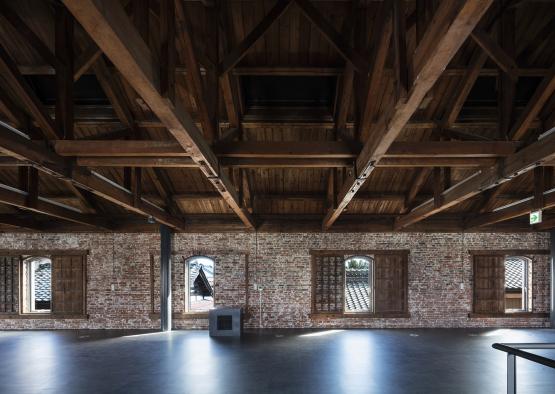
63,0,255,229
73,41,102,81
0,182,110,229
359,1,393,141
219,0,293,75
392,0,410,100
441,48,488,127
509,63,555,141
470,27,518,80
322,0,494,229
0,214,44,231
0,89,27,128
401,168,431,214
294,0,369,74
175,0,216,142
395,130,555,230
0,3,60,69
0,123,186,230
0,45,60,139
466,189,555,229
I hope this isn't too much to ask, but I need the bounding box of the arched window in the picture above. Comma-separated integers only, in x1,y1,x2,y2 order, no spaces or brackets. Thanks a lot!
22,256,52,313
504,256,531,312
344,256,374,313
185,256,214,312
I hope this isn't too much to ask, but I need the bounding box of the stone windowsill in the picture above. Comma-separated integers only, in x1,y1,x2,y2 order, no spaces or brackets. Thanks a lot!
468,312,549,318
0,313,89,320
149,312,209,320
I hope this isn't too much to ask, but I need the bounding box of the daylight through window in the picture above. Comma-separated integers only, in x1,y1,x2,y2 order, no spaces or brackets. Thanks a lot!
504,256,531,313
186,257,214,312
23,256,52,313
344,256,374,313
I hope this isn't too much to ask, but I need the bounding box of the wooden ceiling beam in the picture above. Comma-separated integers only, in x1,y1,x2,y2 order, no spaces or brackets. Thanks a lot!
0,182,110,229
52,140,520,167
0,45,60,140
0,89,27,129
0,3,61,69
218,1,241,128
441,48,488,127
52,140,520,159
63,0,255,229
220,157,353,168
395,130,555,229
219,0,293,75
509,63,555,141
359,1,393,140
159,0,176,102
294,0,370,73
392,0,410,100
41,192,532,205
0,123,186,230
0,214,44,231
401,168,431,213
323,0,493,229
73,42,102,81
470,27,518,80
466,189,555,228
55,6,74,140
175,0,216,143
16,64,553,78
75,156,196,167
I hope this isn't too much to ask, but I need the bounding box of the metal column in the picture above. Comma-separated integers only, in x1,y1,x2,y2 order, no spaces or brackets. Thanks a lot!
551,230,555,327
507,354,516,394
160,224,172,331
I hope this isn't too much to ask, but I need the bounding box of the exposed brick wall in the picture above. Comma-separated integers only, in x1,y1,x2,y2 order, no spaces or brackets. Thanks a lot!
0,232,550,329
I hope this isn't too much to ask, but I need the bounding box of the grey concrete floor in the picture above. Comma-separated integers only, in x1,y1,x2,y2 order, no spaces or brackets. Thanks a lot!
1,328,555,394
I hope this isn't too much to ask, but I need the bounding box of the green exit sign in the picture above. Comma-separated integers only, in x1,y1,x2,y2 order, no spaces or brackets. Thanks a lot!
530,210,542,225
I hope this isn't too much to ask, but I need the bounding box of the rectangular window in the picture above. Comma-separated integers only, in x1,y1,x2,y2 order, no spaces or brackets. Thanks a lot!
22,257,52,313
344,256,373,313
186,256,214,313
311,251,408,317
504,257,531,313
472,254,533,315
0,253,86,317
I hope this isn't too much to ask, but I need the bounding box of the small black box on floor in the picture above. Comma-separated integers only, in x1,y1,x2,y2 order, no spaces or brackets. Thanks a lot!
209,307,243,337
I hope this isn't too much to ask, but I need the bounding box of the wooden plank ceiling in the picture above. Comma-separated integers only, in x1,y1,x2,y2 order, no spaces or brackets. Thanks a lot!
0,0,554,233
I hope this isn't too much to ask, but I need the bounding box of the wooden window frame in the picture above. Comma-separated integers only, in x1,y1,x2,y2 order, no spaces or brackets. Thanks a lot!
0,250,88,320
469,250,549,319
310,250,410,319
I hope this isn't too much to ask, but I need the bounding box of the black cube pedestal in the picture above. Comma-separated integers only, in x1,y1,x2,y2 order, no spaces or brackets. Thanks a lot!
209,308,243,337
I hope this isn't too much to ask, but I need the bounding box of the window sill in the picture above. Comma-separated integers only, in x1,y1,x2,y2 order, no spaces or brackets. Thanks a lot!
468,312,549,319
311,312,410,319
149,312,209,320
0,314,89,320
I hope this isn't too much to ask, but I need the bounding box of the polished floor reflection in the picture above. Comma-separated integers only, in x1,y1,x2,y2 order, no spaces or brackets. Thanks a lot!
1,328,555,394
